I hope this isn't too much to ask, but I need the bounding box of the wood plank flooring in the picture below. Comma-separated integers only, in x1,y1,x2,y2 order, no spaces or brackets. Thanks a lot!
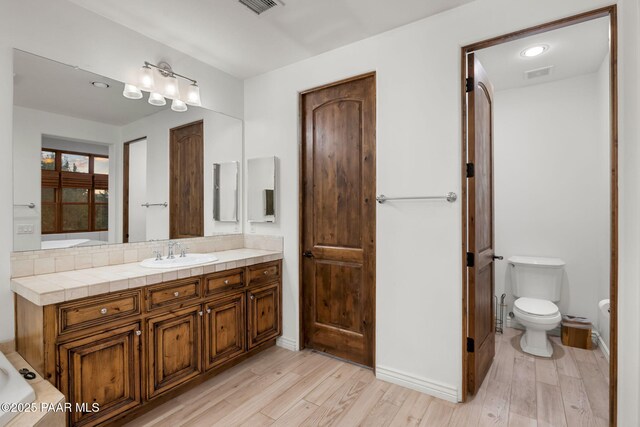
125,328,609,426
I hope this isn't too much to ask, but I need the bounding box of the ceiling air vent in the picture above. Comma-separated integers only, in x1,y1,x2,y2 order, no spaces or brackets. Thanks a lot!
524,66,553,80
238,0,280,15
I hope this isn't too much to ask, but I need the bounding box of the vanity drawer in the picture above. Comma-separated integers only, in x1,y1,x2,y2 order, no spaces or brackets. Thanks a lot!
248,261,281,286
58,290,141,334
146,278,201,311
204,268,245,296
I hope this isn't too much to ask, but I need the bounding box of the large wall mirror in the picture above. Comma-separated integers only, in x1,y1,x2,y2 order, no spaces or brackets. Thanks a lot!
12,49,243,251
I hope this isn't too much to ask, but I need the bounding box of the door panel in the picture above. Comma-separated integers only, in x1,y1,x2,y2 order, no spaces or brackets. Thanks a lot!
301,74,376,367
467,53,496,394
58,323,141,427
248,283,281,348
170,121,204,239
204,293,246,370
146,305,201,399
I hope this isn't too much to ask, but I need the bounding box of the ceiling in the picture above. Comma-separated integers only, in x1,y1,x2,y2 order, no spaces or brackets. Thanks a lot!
475,17,609,91
67,0,475,79
13,50,170,126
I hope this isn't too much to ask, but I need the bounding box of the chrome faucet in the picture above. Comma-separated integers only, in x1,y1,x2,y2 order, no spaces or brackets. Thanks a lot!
167,241,177,259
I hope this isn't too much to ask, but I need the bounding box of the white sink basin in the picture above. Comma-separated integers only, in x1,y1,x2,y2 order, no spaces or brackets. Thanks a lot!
140,253,218,269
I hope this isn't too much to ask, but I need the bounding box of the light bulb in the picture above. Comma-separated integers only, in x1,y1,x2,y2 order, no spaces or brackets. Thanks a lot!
171,98,188,112
186,83,201,106
139,64,155,91
521,45,548,58
162,75,180,99
123,83,143,99
148,92,166,106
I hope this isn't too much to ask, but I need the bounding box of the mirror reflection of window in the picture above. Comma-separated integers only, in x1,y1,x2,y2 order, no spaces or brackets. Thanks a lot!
40,144,109,248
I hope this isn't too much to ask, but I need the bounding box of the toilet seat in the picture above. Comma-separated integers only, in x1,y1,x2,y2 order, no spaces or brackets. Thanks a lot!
514,297,559,317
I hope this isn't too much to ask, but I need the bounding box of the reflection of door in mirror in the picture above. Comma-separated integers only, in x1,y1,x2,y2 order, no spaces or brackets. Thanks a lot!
123,138,147,243
170,121,204,238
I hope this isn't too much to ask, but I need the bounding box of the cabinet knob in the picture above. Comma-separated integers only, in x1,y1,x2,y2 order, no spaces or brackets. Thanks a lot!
135,330,141,336
199,311,203,316
100,308,108,315
207,308,212,314
224,279,229,285
174,291,180,297
250,294,255,300
263,270,269,275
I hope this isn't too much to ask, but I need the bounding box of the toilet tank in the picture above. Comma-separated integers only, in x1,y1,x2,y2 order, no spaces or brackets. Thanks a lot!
508,256,565,302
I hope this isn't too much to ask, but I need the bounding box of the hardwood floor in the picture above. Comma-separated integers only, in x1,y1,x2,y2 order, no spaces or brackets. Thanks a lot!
124,328,609,426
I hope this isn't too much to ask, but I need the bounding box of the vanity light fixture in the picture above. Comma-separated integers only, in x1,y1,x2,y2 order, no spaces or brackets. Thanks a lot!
123,61,202,112
520,44,549,58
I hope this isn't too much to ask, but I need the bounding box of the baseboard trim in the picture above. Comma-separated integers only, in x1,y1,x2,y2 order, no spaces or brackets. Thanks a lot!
375,365,458,403
276,336,298,351
594,330,610,361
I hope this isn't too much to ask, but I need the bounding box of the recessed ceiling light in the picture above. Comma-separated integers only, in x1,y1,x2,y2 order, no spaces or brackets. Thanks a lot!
520,45,549,58
91,81,110,89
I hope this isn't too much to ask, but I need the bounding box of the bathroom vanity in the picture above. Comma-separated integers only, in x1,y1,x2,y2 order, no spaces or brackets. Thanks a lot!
12,248,282,426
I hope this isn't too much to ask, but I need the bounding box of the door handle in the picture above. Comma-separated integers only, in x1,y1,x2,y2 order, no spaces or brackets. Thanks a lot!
302,250,314,258
493,255,504,260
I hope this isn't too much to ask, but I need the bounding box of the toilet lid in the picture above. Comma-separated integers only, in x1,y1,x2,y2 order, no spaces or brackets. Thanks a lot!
514,297,559,316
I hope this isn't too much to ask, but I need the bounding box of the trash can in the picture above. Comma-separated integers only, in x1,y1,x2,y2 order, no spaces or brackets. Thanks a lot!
561,315,592,349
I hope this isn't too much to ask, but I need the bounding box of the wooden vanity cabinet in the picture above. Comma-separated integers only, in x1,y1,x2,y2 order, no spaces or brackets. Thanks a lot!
14,259,282,427
203,292,246,370
58,322,142,427
146,304,202,399
248,281,281,349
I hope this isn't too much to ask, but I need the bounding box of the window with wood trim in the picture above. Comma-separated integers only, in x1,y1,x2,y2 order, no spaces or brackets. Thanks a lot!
41,148,109,234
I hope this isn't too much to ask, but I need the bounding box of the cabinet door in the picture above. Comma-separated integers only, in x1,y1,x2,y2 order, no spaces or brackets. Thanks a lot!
147,305,202,399
248,282,281,349
204,293,246,370
58,323,141,427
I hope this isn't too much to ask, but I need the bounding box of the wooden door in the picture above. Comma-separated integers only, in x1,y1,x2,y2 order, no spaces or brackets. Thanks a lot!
466,54,496,394
146,305,202,399
248,282,281,349
170,120,204,239
301,73,376,367
58,323,142,427
204,292,246,370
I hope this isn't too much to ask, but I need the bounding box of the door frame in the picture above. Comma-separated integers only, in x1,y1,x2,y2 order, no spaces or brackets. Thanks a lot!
297,71,377,369
122,137,147,244
459,5,618,424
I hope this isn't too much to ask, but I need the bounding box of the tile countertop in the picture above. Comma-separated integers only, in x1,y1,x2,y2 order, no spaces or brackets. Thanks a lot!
11,248,283,306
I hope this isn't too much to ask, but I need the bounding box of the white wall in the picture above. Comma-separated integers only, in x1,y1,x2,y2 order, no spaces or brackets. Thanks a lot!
493,73,610,333
12,107,121,251
0,47,14,345
0,0,244,342
120,108,243,241
243,0,639,416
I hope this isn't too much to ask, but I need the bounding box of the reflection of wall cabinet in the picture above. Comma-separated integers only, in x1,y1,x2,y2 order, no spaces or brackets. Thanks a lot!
15,260,282,426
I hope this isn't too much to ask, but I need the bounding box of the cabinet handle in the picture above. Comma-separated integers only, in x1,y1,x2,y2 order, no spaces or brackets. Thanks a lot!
100,308,108,315
174,291,180,297
207,308,212,314
224,279,229,284
199,311,203,316
250,294,255,300
135,330,142,336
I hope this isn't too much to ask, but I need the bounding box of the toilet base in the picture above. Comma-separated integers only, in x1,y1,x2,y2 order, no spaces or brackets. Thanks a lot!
520,330,553,358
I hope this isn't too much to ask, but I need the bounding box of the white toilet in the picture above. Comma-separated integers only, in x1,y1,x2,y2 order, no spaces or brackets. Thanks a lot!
509,256,565,357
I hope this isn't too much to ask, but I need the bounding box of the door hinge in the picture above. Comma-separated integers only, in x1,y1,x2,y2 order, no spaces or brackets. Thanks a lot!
466,77,474,93
466,162,475,178
466,252,475,268
467,337,475,353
